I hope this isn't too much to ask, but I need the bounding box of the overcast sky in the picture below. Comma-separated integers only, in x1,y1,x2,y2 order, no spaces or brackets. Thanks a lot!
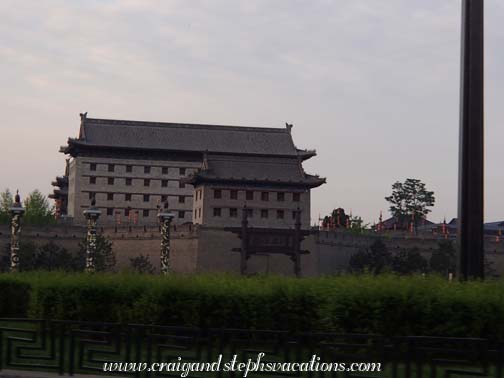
1,0,503,224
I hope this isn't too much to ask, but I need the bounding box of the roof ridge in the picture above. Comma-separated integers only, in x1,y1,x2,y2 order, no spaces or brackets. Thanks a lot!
85,117,289,134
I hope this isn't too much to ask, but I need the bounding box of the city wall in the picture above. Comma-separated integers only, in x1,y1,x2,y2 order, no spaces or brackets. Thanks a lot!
1,225,504,275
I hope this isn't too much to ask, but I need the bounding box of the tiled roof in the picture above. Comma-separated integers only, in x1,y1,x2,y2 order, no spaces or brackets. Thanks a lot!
68,117,305,157
187,154,325,188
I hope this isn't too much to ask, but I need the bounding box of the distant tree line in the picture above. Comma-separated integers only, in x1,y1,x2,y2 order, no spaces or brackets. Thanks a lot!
0,234,156,274
349,239,497,277
0,189,55,225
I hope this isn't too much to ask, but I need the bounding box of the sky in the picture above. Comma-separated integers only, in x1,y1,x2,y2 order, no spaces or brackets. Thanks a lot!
1,0,503,225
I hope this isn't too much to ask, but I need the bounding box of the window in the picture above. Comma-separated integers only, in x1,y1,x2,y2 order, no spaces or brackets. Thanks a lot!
214,189,222,199
179,182,186,189
124,208,130,217
108,164,114,172
292,211,298,219
162,180,168,187
277,210,284,219
90,163,97,171
144,166,151,174
194,209,197,218
293,193,300,202
261,209,269,218
213,208,221,217
126,165,132,173
126,178,132,186
178,211,185,219
261,192,269,201
125,193,131,201
246,191,253,200
88,192,94,200
161,195,167,202
107,208,113,216
143,209,149,217
230,190,238,200
143,194,149,202
198,208,201,218
107,193,114,201
246,208,253,218
108,177,114,185
144,179,150,187
89,177,96,184
162,167,168,174
277,192,285,201
179,168,186,175
179,196,185,203
230,208,238,217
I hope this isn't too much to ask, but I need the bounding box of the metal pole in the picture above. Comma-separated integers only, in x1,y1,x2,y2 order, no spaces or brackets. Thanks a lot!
458,0,485,280
158,202,174,275
83,199,101,273
9,191,25,273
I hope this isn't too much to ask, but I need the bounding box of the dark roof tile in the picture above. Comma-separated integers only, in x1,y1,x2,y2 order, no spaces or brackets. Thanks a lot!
76,117,300,156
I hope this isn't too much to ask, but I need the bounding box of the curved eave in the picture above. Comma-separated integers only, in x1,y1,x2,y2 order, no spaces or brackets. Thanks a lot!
62,139,304,159
297,149,317,161
184,175,326,189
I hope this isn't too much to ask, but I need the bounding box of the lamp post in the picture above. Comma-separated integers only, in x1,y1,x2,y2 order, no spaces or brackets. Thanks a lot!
83,198,101,273
9,190,25,273
158,202,175,275
458,0,485,280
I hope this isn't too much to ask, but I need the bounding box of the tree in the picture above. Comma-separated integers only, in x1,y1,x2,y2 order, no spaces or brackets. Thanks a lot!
0,241,38,272
34,242,76,271
429,240,456,276
391,247,428,275
348,239,392,274
1,241,78,272
385,178,435,229
0,189,13,224
484,257,499,279
348,215,369,234
23,190,55,225
129,254,155,274
76,235,116,272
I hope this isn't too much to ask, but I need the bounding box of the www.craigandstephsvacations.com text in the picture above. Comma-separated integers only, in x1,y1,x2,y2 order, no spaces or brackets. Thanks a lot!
103,353,382,377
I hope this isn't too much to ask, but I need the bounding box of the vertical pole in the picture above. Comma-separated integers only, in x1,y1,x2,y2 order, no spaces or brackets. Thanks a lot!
85,216,97,273
458,0,485,280
83,198,101,273
9,214,22,272
160,216,173,274
158,202,174,275
240,205,248,275
294,207,302,277
9,191,25,273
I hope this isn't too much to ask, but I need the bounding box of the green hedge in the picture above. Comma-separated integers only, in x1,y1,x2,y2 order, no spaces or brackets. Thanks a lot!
1,272,504,340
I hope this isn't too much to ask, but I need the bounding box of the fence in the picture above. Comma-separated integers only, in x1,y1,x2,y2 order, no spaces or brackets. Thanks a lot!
0,319,502,377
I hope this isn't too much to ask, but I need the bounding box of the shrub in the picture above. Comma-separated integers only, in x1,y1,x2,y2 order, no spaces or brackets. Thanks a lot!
76,235,116,272
0,272,504,341
129,254,155,274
